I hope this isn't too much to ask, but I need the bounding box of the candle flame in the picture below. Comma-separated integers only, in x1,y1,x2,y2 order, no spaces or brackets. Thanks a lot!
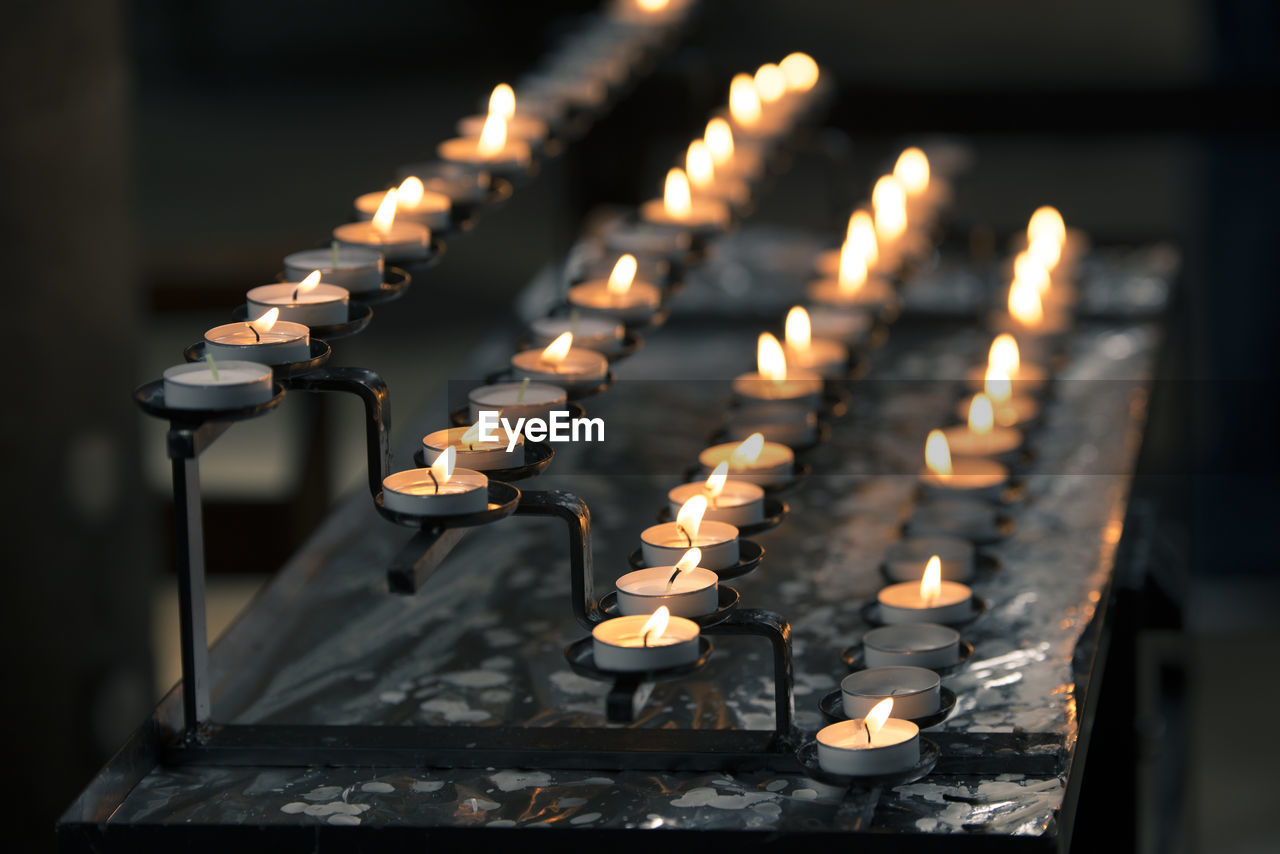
837,242,868,296
637,0,669,11
757,332,788,382
675,495,707,543
894,147,930,196
784,306,811,352
984,365,1012,403
1028,233,1062,270
297,270,322,295
968,393,995,435
730,433,765,468
846,210,879,269
729,73,762,126
989,334,1021,376
431,445,456,485
372,188,399,233
705,118,735,167
704,461,728,501
478,112,508,156
250,307,280,333
460,422,483,446
674,548,702,573
663,168,692,220
1028,205,1066,247
640,605,670,646
779,52,819,91
541,331,573,365
686,140,715,189
1014,251,1052,296
397,175,425,208
489,83,516,119
865,697,893,737
873,175,907,241
1009,278,1045,326
921,556,942,606
753,63,786,103
607,254,638,296
925,429,952,477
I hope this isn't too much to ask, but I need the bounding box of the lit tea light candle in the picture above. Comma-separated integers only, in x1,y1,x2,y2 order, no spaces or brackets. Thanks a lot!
753,62,788,107
591,606,701,672
884,536,975,583
162,358,273,410
640,495,740,571
354,175,451,230
246,270,349,327
468,380,567,424
698,432,794,485
616,548,719,618
667,461,766,526
510,332,609,391
284,244,383,293
638,167,730,232
457,83,549,145
333,187,431,261
382,447,489,516
422,422,525,470
816,697,920,776
204,307,311,365
1017,205,1085,278
1001,270,1070,336
529,313,625,353
964,333,1048,393
732,332,824,406
725,71,786,139
686,139,749,207
877,556,974,624
957,365,1040,428
908,496,1007,544
815,210,879,276
862,623,964,670
779,52,820,95
566,254,661,323
872,174,915,271
783,306,848,378
806,239,895,312
438,111,533,176
920,430,1009,498
894,147,948,226
841,666,941,719
705,117,763,181
938,394,1024,459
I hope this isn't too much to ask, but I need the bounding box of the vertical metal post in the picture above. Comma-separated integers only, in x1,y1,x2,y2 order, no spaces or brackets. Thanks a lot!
171,448,210,734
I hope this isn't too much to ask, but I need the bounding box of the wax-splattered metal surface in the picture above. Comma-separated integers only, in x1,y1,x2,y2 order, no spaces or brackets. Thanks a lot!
102,229,1169,843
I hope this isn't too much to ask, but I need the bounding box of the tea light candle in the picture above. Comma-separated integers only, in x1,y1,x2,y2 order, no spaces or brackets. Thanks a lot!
807,243,896,313
920,430,1009,499
246,271,349,327
964,334,1049,393
841,666,941,719
396,161,493,208
938,395,1023,459
784,306,849,378
704,117,764,182
685,139,750,208
382,448,488,516
638,168,730,233
422,423,525,470
333,187,431,261
616,548,718,618
667,462,765,526
468,381,567,424
640,495,739,571
591,606,701,672
816,699,920,776
284,245,383,293
698,433,794,484
862,623,963,670
510,332,609,391
957,366,1040,428
723,72,786,140
566,254,661,323
204,308,310,365
815,210,877,276
1000,274,1071,337
877,556,974,625
908,497,1006,544
884,536,975,583
731,332,824,407
457,84,549,145
354,176,451,229
162,359,273,410
529,314,624,353
437,113,533,176
807,304,873,346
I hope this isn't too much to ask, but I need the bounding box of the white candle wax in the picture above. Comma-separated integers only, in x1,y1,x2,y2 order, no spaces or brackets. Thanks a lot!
591,614,701,672
457,112,549,145
333,220,431,262
204,320,310,365
877,579,974,625
529,316,624,353
920,457,1009,498
806,275,896,313
841,666,942,719
963,361,1049,393
908,497,1004,542
938,423,1023,459
422,426,525,471
354,188,451,229
510,347,608,390
246,282,349,327
437,136,533,176
698,439,794,485
786,337,848,379
667,480,765,527
615,566,719,618
637,196,730,232
566,278,661,323
162,361,273,410
816,718,920,776
640,520,739,571
382,467,489,516
284,247,384,293
862,623,963,670
730,369,824,406
883,537,975,583
468,382,567,424
956,392,1039,428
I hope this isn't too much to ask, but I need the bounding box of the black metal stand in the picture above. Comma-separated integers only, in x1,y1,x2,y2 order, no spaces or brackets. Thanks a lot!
279,366,391,500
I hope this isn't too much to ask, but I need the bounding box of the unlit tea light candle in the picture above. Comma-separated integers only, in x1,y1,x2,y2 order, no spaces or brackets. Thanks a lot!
816,698,920,776
841,666,941,720
615,548,718,618
246,270,349,327
422,423,525,470
529,314,624,353
862,623,963,670
284,245,383,293
162,359,273,410
640,495,739,571
382,447,488,516
877,556,974,625
204,308,310,365
591,606,701,672
667,462,765,526
468,381,567,424
510,332,609,391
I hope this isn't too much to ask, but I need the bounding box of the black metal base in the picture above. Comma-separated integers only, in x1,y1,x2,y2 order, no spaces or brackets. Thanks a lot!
794,738,940,788
413,439,555,481
627,539,765,581
818,687,958,729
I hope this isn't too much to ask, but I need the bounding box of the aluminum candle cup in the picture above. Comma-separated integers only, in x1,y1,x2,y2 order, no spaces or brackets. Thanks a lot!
841,667,942,719
354,189,451,229
862,623,963,670
963,362,1049,394
806,305,873,346
333,220,431,262
938,423,1024,460
284,247,384,293
566,278,662,323
956,392,1039,428
816,718,920,776
422,427,525,470
920,458,1009,501
529,316,625,353
246,282,349,327
468,382,567,424
909,497,1005,543
162,361,273,410
381,468,489,516
615,567,719,618
877,579,974,625
510,347,608,391
698,439,794,485
667,480,765,526
639,521,739,571
204,320,310,365
590,614,701,672
884,536,975,583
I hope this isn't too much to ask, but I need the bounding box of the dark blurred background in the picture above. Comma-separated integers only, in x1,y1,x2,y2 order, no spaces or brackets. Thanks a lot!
2,0,1277,850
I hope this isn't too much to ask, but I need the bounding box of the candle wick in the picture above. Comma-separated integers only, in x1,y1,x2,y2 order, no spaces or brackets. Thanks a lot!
642,628,653,648
291,287,300,301
516,377,530,404
863,721,871,743
678,525,693,547
569,309,580,337
665,567,682,591
204,353,220,382
247,323,261,343
427,469,439,494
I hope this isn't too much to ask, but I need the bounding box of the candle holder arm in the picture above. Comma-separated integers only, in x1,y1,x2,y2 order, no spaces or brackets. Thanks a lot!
386,527,470,595
704,608,796,742
281,367,390,500
512,490,599,629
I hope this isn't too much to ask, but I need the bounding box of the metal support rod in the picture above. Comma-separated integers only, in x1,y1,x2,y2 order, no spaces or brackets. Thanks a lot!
282,367,391,499
169,445,210,735
704,608,795,741
512,490,598,629
386,527,469,594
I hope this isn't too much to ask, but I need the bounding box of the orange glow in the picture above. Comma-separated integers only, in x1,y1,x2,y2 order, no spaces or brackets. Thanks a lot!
779,52,819,91
968,393,995,434
989,334,1021,376
784,306,811,352
846,210,879,269
873,175,907,241
729,73,762,126
636,0,669,11
541,331,573,364
663,168,692,219
430,445,456,486
925,430,952,477
686,140,715,189
704,462,728,502
921,556,942,606
372,188,399,233
894,148,930,196
730,433,765,468
396,176,425,208
753,63,786,103
607,254,638,296
640,605,670,645
1009,279,1045,326
757,332,788,382
296,270,322,295
478,112,507,156
705,118,735,167
837,242,869,296
1028,206,1066,247
984,365,1012,403
250,307,280,333
459,422,484,446
488,83,515,119
674,548,702,573
675,495,707,543
865,697,893,736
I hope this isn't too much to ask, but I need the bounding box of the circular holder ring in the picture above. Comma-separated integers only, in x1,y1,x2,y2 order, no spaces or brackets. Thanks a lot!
655,497,789,537
627,539,764,582
374,480,521,529
818,686,958,729
184,339,332,379
412,440,555,482
562,635,714,682
133,379,286,423
347,266,413,306
232,301,373,341
595,585,740,630
794,738,939,788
